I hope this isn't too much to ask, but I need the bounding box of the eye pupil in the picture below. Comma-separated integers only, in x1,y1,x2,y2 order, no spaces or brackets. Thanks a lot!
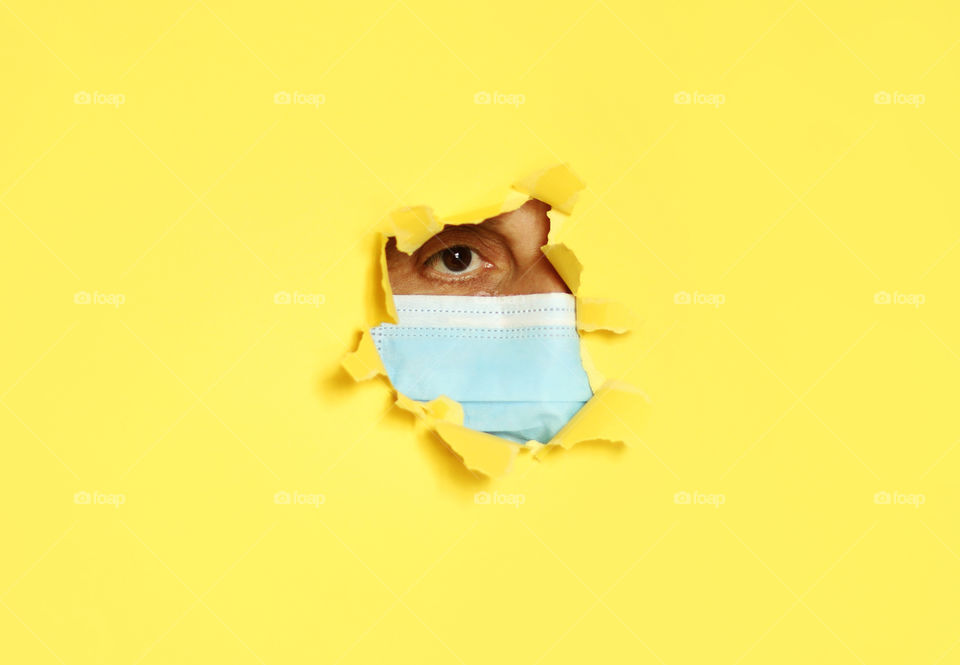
441,246,473,272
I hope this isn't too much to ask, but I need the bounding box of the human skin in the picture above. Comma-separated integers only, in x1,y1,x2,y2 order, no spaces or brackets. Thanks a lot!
385,199,570,296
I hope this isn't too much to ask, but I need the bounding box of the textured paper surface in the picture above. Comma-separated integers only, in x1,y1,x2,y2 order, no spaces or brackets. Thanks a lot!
3,1,960,663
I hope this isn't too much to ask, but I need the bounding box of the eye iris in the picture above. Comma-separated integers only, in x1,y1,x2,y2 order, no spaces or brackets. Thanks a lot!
441,246,473,272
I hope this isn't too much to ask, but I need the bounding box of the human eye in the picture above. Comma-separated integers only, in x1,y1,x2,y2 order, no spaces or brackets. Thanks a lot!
408,224,511,291
424,245,488,277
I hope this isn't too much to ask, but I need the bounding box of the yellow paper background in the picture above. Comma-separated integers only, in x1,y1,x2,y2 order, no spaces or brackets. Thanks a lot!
2,1,960,663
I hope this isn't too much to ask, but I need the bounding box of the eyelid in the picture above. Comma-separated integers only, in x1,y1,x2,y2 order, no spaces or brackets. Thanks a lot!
414,226,505,267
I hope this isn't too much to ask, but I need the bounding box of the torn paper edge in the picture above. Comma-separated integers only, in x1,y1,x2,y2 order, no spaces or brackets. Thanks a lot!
342,163,648,477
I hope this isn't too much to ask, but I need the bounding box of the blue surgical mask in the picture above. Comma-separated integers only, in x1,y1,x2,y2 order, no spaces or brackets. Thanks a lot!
370,293,593,443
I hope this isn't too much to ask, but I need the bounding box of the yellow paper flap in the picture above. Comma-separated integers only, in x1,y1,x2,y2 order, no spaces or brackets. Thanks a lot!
549,380,650,450
384,206,444,254
433,421,520,477
512,164,586,215
577,298,635,334
341,330,386,381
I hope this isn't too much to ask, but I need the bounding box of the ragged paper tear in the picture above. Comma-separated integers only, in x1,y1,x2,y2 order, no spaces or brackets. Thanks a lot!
342,164,648,477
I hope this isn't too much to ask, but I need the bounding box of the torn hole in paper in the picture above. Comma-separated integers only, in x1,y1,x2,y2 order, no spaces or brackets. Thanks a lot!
342,164,648,477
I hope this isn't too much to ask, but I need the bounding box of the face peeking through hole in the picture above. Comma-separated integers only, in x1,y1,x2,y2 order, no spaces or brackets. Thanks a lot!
385,199,570,296
372,196,593,445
